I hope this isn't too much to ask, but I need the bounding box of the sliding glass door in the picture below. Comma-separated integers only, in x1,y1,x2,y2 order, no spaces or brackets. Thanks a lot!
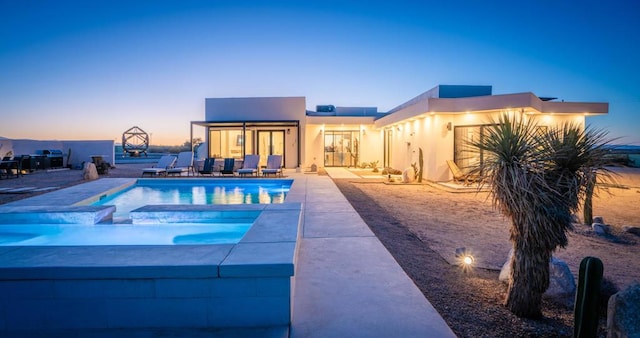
453,125,482,170
257,130,284,167
324,131,359,167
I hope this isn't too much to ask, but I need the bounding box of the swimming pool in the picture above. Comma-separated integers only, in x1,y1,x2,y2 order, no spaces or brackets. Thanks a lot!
0,179,292,245
91,178,292,220
0,178,303,334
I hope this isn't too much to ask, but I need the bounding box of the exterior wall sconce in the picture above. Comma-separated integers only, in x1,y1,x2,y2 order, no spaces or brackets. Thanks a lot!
446,122,452,131
287,128,291,135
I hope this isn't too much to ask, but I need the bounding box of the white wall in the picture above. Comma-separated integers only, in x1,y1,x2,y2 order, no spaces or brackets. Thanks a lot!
387,114,452,181
303,124,325,169
63,140,115,168
358,124,383,167
205,97,306,121
528,114,585,129
10,140,64,156
284,127,300,168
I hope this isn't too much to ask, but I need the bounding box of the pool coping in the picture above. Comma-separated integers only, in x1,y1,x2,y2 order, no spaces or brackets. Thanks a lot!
0,205,116,224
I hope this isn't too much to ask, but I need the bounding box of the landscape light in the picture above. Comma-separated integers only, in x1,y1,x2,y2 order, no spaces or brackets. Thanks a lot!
455,247,475,271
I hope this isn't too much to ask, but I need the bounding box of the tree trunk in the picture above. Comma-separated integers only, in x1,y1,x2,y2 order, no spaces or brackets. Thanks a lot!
504,244,550,318
583,177,595,225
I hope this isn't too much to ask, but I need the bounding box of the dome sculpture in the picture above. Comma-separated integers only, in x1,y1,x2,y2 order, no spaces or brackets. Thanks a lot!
122,126,149,157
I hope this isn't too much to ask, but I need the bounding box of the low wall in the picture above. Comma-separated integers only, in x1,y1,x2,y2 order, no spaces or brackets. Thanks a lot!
0,139,114,169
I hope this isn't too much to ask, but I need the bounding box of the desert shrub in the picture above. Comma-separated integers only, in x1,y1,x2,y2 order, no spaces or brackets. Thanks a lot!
370,160,380,172
382,167,402,175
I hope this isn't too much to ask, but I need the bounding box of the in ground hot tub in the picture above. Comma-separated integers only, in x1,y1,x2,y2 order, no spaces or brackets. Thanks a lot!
0,182,301,335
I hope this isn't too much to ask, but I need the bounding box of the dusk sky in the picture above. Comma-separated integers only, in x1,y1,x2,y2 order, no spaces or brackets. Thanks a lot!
1,1,639,145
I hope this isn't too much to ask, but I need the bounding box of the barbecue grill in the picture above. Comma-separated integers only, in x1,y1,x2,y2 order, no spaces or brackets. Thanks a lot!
39,149,64,168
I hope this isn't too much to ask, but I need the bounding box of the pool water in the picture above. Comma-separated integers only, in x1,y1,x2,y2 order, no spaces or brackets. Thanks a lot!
92,179,292,220
0,179,292,246
0,222,252,246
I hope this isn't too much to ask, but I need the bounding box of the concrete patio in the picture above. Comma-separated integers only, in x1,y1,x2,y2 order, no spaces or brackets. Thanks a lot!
290,171,455,337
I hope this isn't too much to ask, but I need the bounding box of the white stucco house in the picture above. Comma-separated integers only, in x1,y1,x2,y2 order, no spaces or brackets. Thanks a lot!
192,85,608,182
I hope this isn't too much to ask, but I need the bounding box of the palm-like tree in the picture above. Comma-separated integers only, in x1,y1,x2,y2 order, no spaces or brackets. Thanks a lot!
469,113,611,318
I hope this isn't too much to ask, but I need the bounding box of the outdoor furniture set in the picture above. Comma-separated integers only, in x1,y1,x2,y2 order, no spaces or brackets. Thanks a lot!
141,152,283,177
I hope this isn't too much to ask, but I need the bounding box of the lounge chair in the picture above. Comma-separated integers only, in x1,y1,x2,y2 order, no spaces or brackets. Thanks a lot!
219,158,235,176
446,160,480,186
141,155,176,177
198,158,216,176
236,154,260,177
261,155,283,177
167,151,194,176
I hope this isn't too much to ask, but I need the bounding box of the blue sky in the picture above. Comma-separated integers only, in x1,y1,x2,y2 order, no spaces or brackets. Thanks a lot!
1,0,639,145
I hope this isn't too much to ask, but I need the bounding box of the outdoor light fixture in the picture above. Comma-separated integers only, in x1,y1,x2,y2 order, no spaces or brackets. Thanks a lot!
455,247,474,271
287,128,291,135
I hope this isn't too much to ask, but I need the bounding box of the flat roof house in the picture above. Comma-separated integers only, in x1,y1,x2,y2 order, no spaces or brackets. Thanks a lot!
192,85,608,182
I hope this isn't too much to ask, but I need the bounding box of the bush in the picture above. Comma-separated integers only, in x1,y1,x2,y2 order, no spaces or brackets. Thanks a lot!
382,167,402,175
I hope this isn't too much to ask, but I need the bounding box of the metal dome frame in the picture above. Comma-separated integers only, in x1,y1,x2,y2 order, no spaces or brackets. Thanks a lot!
122,126,149,157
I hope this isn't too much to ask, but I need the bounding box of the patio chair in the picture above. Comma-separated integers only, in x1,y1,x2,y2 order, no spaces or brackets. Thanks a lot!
261,154,283,177
167,151,194,176
0,156,18,179
141,155,176,177
236,154,260,177
198,158,216,176
219,158,235,176
91,156,110,175
446,160,480,186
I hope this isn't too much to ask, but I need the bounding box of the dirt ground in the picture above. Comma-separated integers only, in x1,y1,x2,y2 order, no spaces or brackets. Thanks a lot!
0,163,148,205
2,164,639,337
333,166,640,337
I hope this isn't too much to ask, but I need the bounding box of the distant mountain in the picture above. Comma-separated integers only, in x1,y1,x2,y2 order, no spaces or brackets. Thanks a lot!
606,145,640,153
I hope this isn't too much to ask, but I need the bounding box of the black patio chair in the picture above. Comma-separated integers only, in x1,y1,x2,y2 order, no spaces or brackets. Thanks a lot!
198,158,215,176
220,158,235,176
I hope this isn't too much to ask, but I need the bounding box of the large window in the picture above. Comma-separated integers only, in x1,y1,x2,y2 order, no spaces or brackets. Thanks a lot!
208,129,253,159
324,131,359,167
195,121,299,168
454,124,548,169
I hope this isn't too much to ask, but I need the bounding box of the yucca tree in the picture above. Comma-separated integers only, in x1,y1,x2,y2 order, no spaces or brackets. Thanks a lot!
468,113,612,318
536,123,614,226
